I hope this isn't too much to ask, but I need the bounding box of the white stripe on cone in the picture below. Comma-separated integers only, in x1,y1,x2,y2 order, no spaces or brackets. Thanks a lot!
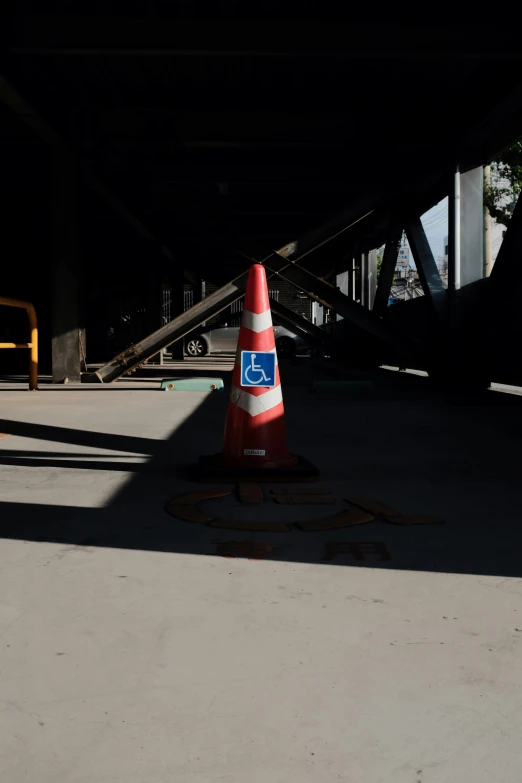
230,385,283,417
241,308,273,333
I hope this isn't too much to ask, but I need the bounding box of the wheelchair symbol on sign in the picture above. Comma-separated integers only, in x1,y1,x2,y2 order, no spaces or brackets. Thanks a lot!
240,350,276,387
245,354,270,384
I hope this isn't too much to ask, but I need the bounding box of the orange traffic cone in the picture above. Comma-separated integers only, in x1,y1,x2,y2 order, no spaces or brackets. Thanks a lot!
197,264,317,482
221,263,295,469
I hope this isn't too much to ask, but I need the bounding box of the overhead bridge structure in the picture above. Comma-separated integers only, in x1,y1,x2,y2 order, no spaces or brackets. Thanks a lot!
1,5,522,387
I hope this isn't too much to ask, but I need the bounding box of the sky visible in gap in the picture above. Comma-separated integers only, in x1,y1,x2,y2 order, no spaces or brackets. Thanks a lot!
404,197,505,267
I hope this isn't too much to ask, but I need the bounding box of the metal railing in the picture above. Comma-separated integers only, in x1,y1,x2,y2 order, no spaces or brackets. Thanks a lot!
0,297,38,390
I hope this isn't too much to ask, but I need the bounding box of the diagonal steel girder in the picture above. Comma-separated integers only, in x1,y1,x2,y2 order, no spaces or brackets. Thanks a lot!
85,272,248,382
90,254,417,383
90,211,420,382
405,216,447,322
86,279,347,383
269,298,347,357
89,189,424,382
373,216,403,316
260,251,419,358
0,73,199,286
484,191,522,374
1,66,415,373
175,207,419,354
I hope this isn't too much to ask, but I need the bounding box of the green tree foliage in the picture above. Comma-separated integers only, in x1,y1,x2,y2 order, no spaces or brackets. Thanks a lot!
376,252,383,278
376,248,397,285
484,140,522,227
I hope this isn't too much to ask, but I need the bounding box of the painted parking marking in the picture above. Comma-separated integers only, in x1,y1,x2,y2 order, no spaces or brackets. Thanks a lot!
323,542,391,562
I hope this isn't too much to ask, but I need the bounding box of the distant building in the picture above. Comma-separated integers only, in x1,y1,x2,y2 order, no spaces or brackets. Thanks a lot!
388,246,423,302
396,246,410,277
437,235,449,287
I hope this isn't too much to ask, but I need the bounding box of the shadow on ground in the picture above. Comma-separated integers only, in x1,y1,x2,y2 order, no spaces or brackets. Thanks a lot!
1,368,522,577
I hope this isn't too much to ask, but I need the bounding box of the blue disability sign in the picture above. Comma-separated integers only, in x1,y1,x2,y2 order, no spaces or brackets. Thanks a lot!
240,351,276,388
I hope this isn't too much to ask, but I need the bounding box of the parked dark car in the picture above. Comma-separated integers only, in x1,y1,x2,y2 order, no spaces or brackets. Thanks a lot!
185,324,309,357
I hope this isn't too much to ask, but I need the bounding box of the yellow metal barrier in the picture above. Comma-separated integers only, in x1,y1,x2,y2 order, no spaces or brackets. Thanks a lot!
0,297,38,390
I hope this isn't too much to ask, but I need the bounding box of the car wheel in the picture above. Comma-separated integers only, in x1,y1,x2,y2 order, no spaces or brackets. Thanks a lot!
186,337,208,357
276,336,296,357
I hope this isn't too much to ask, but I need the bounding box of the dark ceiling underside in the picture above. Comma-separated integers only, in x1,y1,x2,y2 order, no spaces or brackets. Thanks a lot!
2,4,522,279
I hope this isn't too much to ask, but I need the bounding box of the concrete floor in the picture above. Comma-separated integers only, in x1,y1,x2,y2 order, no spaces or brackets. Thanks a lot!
1,359,522,782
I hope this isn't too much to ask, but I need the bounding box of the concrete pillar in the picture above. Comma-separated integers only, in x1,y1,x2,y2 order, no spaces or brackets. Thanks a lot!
361,253,369,308
335,270,349,321
51,148,82,383
361,250,377,309
312,300,324,327
170,266,186,360
460,166,484,287
484,165,493,278
444,166,490,389
349,253,357,301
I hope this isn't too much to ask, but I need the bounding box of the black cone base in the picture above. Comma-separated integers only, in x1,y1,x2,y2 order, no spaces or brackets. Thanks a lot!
194,453,319,483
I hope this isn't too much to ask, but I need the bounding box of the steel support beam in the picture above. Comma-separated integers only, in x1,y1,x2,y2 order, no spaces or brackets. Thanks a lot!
51,148,82,383
349,251,359,301
0,74,197,286
270,299,346,357
261,252,417,360
360,250,378,310
459,167,484,287
196,207,417,356
405,216,447,321
83,174,409,382
448,167,461,296
90,278,349,384
373,217,403,316
83,173,199,286
7,15,521,59
87,168,426,382
86,273,248,383
334,269,349,321
0,73,62,147
273,201,376,266
486,192,522,356
91,209,418,382
83,194,384,381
